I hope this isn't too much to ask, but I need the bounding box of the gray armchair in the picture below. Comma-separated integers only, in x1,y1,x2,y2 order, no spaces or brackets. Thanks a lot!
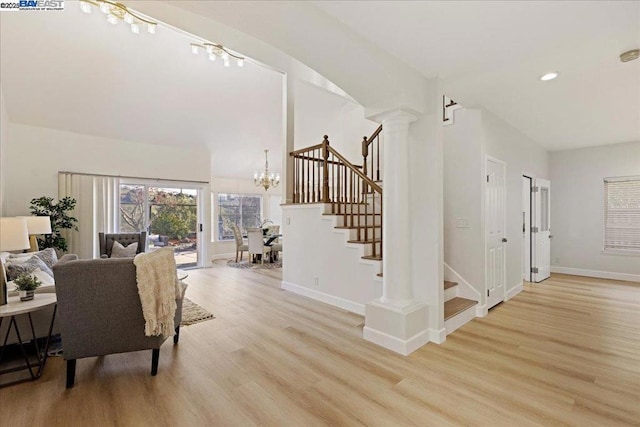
99,232,146,258
53,257,184,388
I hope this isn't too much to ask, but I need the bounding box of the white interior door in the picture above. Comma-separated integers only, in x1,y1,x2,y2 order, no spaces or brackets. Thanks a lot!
486,157,507,309
533,178,551,282
522,176,532,281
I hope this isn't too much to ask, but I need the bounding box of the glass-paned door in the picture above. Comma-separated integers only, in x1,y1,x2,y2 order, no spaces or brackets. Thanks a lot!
119,184,201,268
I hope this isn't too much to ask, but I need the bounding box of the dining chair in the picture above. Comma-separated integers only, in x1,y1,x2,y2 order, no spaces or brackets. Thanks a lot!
266,225,282,261
231,223,248,262
247,228,271,264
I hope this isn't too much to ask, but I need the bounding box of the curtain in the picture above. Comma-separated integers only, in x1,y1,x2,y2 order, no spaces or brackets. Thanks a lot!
58,173,120,259
93,176,120,258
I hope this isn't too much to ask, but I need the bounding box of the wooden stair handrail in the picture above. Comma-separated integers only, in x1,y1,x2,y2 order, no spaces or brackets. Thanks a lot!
362,124,383,182
290,134,383,260
327,145,382,194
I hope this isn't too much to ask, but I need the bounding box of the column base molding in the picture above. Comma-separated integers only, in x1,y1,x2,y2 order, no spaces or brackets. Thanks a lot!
363,299,429,355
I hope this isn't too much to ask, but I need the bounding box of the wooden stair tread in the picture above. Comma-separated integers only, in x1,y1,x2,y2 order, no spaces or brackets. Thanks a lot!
444,281,458,290
335,225,382,229
362,255,382,261
347,239,381,244
444,297,477,320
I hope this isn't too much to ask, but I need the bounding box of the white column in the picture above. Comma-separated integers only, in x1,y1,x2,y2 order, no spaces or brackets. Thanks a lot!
282,74,295,204
363,109,429,356
380,110,417,307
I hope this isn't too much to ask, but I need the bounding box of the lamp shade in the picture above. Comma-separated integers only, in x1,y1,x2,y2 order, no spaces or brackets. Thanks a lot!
18,216,52,235
0,217,30,251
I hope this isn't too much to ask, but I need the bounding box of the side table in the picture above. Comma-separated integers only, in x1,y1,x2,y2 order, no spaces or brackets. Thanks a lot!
0,294,57,387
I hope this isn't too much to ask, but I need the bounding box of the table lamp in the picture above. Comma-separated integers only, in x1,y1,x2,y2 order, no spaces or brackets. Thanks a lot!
0,217,31,305
18,216,52,252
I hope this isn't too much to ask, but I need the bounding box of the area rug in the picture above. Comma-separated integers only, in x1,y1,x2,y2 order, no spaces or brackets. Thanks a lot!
181,297,215,326
44,300,213,356
226,260,282,269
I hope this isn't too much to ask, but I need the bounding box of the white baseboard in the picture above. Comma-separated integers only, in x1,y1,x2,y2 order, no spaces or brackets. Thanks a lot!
551,266,640,283
210,252,235,261
475,304,488,317
363,326,430,356
429,327,446,344
281,281,365,315
505,282,524,301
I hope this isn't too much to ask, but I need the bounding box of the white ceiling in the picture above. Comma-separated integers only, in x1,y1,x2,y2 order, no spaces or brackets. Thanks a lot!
1,1,638,162
0,5,284,178
314,1,640,151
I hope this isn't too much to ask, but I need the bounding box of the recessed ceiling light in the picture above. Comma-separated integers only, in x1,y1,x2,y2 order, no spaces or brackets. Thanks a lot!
540,72,558,81
620,49,639,63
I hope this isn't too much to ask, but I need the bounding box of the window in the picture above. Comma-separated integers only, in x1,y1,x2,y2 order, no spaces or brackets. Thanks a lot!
217,194,262,241
604,176,640,253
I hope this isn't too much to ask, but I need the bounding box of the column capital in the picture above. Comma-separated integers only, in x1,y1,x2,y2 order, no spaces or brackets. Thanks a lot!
367,108,419,126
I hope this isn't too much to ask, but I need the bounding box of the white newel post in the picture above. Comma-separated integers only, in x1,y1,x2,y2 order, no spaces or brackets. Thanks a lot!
363,109,430,356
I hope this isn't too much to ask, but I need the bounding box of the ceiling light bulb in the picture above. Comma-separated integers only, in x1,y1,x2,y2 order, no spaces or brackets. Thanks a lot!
107,14,118,25
237,58,244,67
539,72,558,81
205,45,214,55
80,1,92,13
208,53,216,62
224,57,230,67
191,44,199,55
124,13,134,24
99,2,110,13
221,51,229,61
147,24,156,34
131,23,140,34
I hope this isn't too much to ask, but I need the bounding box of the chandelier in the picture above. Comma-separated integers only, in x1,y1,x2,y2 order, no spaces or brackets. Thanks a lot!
254,149,280,191
79,0,158,34
190,42,245,68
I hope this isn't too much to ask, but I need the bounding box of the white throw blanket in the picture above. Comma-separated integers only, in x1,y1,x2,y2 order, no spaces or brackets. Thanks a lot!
133,248,182,337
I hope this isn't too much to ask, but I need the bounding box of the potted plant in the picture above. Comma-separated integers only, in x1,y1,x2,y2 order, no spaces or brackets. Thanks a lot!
29,196,78,255
13,274,42,301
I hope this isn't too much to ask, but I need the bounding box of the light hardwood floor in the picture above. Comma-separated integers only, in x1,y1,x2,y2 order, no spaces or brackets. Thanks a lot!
1,265,638,426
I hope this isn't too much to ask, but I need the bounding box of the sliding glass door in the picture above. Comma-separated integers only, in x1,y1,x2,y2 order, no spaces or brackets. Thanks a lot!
119,183,201,268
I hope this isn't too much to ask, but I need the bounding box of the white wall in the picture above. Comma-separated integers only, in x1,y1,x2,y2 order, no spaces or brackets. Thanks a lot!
443,109,484,297
482,108,549,294
295,82,378,164
3,123,211,260
281,204,382,314
550,141,640,280
443,107,549,308
209,177,281,259
0,85,7,215
407,78,445,334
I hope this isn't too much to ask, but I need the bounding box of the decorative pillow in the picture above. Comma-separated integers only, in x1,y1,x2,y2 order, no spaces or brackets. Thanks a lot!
9,247,58,270
4,256,54,282
111,241,138,258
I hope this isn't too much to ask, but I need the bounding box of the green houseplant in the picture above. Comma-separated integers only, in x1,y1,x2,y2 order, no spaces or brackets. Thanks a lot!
29,196,78,253
14,274,42,301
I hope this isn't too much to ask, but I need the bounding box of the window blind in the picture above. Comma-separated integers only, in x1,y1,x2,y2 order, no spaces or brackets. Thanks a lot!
604,176,640,252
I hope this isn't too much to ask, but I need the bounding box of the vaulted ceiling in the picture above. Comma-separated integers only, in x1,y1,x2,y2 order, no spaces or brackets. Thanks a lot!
0,5,284,178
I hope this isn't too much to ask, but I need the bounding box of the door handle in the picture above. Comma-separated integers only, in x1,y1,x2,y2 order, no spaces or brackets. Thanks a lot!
549,235,553,239
502,238,508,243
